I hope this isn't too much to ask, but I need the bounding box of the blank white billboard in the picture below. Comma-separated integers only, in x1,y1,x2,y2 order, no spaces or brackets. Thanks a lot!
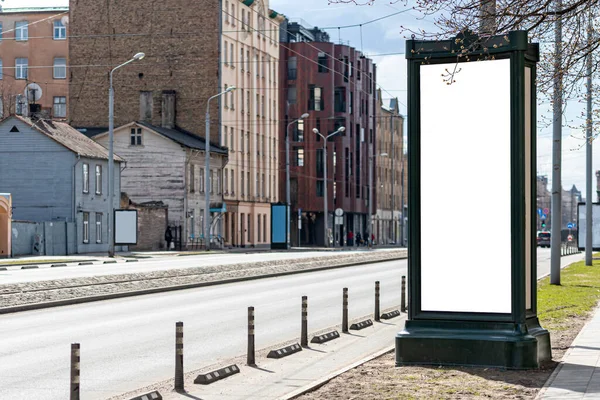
578,204,600,250
420,59,512,314
115,210,138,245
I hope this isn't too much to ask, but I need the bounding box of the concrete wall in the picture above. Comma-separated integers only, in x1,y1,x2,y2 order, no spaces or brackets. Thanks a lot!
11,220,76,256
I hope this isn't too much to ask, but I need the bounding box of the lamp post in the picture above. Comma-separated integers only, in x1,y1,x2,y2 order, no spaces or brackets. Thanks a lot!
286,113,309,249
108,51,145,257
369,152,388,247
205,86,237,251
313,126,345,247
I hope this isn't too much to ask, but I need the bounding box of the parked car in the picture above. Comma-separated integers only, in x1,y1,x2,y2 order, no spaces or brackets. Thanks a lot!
537,231,551,247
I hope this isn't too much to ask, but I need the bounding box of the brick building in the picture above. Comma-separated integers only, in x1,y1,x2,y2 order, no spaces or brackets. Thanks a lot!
279,21,377,247
0,6,69,118
68,0,283,248
375,92,404,245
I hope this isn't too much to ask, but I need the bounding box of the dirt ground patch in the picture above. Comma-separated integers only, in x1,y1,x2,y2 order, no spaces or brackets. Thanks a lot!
299,317,586,400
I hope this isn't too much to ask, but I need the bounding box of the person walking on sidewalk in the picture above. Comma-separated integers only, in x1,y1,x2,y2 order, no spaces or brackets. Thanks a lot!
164,227,173,251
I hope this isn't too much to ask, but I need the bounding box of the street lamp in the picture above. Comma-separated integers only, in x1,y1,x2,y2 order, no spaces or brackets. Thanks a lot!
313,126,345,247
205,85,237,250
286,113,309,249
108,51,145,257
369,152,388,247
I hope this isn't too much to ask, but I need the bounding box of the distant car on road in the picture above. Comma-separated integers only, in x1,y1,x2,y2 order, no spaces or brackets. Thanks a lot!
537,231,551,248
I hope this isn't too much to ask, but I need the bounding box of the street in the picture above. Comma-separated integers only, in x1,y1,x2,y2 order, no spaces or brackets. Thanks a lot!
0,259,404,400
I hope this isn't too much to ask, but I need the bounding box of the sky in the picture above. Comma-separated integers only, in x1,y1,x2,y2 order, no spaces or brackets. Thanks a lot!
5,0,598,199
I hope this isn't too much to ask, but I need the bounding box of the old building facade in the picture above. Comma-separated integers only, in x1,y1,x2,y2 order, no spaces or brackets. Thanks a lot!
69,0,282,248
279,22,377,246
375,92,404,245
0,6,69,118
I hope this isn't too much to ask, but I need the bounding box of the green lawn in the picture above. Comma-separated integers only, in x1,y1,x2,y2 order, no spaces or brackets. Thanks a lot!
538,255,600,331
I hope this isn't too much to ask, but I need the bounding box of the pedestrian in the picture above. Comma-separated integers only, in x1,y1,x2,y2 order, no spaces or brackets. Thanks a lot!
165,226,173,250
371,233,375,246
347,230,354,247
356,232,362,247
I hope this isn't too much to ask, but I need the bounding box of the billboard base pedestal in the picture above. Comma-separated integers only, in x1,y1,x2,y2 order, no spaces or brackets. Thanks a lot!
395,317,551,370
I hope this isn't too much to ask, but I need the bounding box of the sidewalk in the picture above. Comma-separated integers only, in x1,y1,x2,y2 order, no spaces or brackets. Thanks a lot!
538,305,600,399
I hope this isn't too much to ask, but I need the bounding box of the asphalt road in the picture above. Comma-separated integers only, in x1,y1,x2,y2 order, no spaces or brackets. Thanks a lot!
0,249,399,284
0,259,405,400
536,247,584,278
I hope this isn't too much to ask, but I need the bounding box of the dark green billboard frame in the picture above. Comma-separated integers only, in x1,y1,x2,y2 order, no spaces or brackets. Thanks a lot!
396,30,551,369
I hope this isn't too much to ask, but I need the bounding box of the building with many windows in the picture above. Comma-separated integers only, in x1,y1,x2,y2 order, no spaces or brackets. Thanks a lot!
279,21,377,247
0,6,69,119
69,0,282,248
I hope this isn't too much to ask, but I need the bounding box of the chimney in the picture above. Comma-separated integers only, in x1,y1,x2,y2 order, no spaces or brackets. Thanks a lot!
161,90,176,129
139,91,153,123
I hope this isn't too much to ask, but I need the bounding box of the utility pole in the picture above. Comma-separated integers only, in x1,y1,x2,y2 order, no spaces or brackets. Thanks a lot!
551,0,563,285
585,9,593,266
390,115,395,245
479,0,497,35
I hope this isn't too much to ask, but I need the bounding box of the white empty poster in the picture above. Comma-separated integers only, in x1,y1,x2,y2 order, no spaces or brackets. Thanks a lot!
420,59,512,313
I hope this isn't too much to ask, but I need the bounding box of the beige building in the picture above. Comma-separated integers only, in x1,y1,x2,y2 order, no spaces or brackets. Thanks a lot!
0,6,69,119
220,0,284,247
375,92,404,244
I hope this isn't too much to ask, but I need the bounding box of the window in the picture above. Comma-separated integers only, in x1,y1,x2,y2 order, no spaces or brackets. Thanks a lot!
210,169,215,194
258,214,261,242
287,87,297,105
241,47,244,71
224,84,228,108
256,94,260,116
15,58,27,80
293,119,304,142
189,165,195,193
230,170,234,193
199,168,205,192
224,168,228,193
247,50,250,72
53,20,66,40
261,95,265,117
240,90,244,113
95,213,102,243
316,180,324,197
349,92,353,115
82,163,89,193
130,127,142,145
309,86,324,111
246,90,250,113
263,215,267,243
242,9,246,30
295,147,304,166
95,165,102,194
231,4,235,26
53,96,66,117
53,58,67,79
225,1,229,22
83,212,89,243
318,52,328,72
287,56,297,80
316,149,323,177
223,126,228,146
334,87,346,112
224,41,228,65
15,21,28,41
230,127,234,151
230,43,234,65
230,89,234,110
241,171,245,195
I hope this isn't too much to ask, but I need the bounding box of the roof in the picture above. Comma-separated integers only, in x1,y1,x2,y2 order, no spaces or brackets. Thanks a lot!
135,121,228,155
9,116,124,162
0,7,69,13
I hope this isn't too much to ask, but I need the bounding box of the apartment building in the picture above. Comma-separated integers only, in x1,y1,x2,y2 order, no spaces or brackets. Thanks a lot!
375,92,404,245
279,21,377,247
0,6,69,118
69,0,282,248
221,0,284,248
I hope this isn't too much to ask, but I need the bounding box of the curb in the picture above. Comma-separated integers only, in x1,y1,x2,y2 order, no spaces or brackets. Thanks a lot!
0,259,98,268
282,345,395,400
0,255,406,315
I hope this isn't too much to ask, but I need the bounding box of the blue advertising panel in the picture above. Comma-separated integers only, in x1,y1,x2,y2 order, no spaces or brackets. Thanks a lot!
271,203,288,249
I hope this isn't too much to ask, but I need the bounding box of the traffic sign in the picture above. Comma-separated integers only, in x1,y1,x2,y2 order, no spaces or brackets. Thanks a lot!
567,234,573,242
541,214,547,220
543,208,549,214
335,208,344,217
567,222,573,229
537,208,543,217
335,216,343,225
